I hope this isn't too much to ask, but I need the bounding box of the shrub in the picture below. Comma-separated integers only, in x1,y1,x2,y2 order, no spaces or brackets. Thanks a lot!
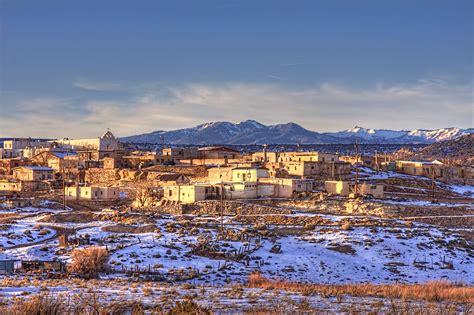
341,222,353,231
38,228,50,236
7,294,66,314
167,298,211,315
68,246,109,278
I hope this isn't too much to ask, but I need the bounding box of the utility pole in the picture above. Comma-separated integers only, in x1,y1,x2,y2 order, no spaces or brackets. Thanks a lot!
263,144,268,163
374,150,379,172
354,141,359,197
220,182,224,236
62,165,67,210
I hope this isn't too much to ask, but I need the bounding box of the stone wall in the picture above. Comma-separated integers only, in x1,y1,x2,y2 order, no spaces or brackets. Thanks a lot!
85,168,147,184
186,200,293,216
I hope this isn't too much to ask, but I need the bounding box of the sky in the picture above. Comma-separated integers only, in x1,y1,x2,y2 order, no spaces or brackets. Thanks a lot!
0,0,472,138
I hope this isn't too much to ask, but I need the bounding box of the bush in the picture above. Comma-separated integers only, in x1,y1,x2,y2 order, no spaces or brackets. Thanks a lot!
341,222,353,231
7,294,66,314
69,246,109,278
167,298,211,315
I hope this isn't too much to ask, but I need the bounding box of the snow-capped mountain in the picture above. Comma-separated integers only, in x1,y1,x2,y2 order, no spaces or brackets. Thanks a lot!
407,128,470,142
120,121,473,144
331,126,408,140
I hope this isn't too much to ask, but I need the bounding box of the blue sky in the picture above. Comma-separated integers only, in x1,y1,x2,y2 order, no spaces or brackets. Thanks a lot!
0,0,472,138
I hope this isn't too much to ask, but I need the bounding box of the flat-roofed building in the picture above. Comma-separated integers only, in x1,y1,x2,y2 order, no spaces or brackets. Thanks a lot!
325,180,384,198
66,186,120,201
395,160,444,177
12,166,54,181
259,177,313,198
283,161,352,178
162,148,199,159
198,146,241,160
2,139,51,159
0,179,23,192
163,184,219,204
231,167,269,182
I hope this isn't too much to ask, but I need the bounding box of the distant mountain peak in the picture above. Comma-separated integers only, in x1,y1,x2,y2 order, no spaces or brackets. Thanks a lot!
120,121,473,145
237,120,266,129
346,126,375,134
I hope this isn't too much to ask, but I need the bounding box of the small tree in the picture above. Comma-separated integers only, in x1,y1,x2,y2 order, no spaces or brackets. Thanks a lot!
69,246,109,278
130,181,159,208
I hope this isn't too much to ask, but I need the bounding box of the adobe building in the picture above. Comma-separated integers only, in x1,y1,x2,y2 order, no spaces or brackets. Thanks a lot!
31,151,79,172
0,158,32,175
0,179,23,192
162,148,199,160
258,177,314,198
282,161,352,178
163,184,219,204
325,180,384,198
197,146,241,160
66,186,120,201
53,130,127,161
13,166,54,181
2,138,51,159
395,160,444,177
252,151,340,163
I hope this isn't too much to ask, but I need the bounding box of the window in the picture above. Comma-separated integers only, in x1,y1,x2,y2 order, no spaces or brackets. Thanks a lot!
169,190,172,196
370,185,377,189
322,158,325,162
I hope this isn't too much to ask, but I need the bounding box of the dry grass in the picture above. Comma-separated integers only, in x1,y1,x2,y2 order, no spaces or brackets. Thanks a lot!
1,293,145,315
247,272,474,303
69,246,109,278
2,294,66,315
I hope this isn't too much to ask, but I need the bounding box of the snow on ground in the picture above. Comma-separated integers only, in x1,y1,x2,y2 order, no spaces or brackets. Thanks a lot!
4,241,60,261
450,184,474,196
382,199,474,209
1,200,473,286
255,226,473,284
0,222,54,248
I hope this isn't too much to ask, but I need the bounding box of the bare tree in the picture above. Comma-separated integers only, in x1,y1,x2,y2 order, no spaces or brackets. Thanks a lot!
130,180,159,208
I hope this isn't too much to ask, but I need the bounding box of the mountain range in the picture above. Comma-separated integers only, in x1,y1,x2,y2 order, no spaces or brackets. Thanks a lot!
121,120,473,145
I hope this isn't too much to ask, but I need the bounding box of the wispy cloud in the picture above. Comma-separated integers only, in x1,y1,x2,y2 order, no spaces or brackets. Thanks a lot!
73,79,124,92
1,79,471,138
266,75,283,80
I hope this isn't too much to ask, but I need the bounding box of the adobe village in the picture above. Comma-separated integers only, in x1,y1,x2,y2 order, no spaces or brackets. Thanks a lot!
0,131,473,313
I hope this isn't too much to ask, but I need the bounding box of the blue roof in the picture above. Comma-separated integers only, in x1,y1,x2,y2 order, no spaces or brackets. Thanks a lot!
51,152,78,159
20,166,53,171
